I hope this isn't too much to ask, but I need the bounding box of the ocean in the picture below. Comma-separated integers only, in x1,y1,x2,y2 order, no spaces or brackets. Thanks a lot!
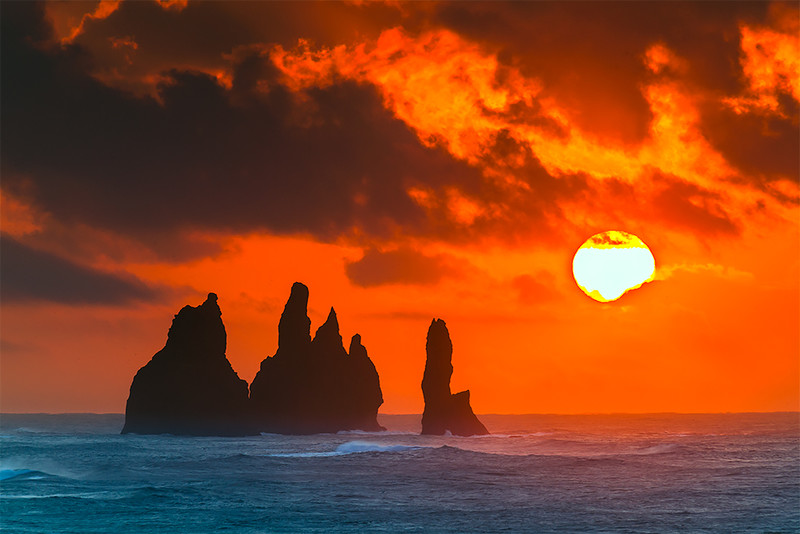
1,413,798,533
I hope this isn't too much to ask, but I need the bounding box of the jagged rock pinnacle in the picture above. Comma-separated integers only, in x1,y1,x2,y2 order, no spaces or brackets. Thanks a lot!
249,284,384,434
421,318,488,436
276,282,312,357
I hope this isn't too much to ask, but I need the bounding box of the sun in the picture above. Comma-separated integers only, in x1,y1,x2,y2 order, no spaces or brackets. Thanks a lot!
572,230,656,303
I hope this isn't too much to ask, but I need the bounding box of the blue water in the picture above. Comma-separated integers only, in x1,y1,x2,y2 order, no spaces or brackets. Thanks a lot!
1,413,798,533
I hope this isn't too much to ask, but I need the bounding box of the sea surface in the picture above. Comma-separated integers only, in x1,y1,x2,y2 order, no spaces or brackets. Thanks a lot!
0,413,798,533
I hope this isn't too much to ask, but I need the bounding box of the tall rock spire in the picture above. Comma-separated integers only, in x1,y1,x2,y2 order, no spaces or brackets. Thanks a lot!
421,319,488,436
276,282,312,357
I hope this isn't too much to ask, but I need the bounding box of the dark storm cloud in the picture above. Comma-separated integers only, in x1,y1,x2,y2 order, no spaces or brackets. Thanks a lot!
68,0,403,59
700,100,800,183
2,1,794,264
651,178,740,236
577,175,742,239
430,1,771,145
44,0,407,97
1,2,485,248
345,247,464,287
430,1,799,189
0,233,158,305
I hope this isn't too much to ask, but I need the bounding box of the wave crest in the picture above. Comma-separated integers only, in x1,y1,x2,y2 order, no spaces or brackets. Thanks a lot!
268,440,423,457
0,469,45,481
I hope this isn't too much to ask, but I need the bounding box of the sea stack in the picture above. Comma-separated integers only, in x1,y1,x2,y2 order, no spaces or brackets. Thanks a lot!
249,282,384,434
122,293,255,436
421,319,489,436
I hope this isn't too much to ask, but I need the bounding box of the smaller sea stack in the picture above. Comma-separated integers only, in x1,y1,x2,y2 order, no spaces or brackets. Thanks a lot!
421,319,488,436
122,293,255,436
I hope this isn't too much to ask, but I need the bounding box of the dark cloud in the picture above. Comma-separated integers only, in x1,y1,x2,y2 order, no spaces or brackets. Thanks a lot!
345,247,464,287
0,233,159,305
45,1,406,96
13,223,228,265
431,1,770,145
557,175,742,245
700,100,800,183
0,1,604,257
1,1,793,264
1,1,53,43
651,178,740,236
1,3,485,251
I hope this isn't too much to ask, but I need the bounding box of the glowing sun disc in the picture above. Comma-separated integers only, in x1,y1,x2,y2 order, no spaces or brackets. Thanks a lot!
572,231,656,302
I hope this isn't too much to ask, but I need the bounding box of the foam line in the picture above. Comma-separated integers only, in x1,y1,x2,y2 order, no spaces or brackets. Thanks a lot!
268,440,423,457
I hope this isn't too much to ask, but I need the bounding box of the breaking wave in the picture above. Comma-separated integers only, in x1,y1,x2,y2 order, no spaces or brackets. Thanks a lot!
0,469,36,481
268,440,424,457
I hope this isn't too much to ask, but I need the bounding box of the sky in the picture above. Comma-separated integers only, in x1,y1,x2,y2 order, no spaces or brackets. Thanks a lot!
1,0,798,414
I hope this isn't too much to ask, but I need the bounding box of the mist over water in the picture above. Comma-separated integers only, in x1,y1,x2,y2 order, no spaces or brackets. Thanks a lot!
1,413,798,533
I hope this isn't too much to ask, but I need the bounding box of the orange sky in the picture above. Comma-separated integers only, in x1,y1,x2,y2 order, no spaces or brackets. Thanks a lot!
1,1,798,414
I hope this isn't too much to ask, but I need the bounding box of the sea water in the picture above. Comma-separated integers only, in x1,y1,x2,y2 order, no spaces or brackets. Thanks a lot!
0,413,798,533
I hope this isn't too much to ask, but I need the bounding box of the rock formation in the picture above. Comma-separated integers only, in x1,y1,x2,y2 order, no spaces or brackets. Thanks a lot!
421,319,489,436
122,293,255,436
249,282,384,434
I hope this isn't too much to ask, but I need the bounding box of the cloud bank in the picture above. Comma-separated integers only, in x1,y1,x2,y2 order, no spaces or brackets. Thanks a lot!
1,1,797,272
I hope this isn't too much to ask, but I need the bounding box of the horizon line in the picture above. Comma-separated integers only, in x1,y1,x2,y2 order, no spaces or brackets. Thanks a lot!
2,411,798,417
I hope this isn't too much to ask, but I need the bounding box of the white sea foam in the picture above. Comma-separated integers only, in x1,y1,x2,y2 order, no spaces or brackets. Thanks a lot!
267,440,423,457
627,443,681,455
335,440,420,454
465,431,555,439
2,491,124,500
335,429,418,437
0,458,80,480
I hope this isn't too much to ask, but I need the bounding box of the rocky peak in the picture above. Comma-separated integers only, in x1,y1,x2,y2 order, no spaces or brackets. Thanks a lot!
122,292,253,436
349,334,364,357
276,282,312,357
164,292,226,360
313,307,343,350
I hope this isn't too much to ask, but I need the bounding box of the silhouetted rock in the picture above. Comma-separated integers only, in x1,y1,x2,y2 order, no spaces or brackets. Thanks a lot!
249,282,384,434
421,319,488,436
122,293,255,436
